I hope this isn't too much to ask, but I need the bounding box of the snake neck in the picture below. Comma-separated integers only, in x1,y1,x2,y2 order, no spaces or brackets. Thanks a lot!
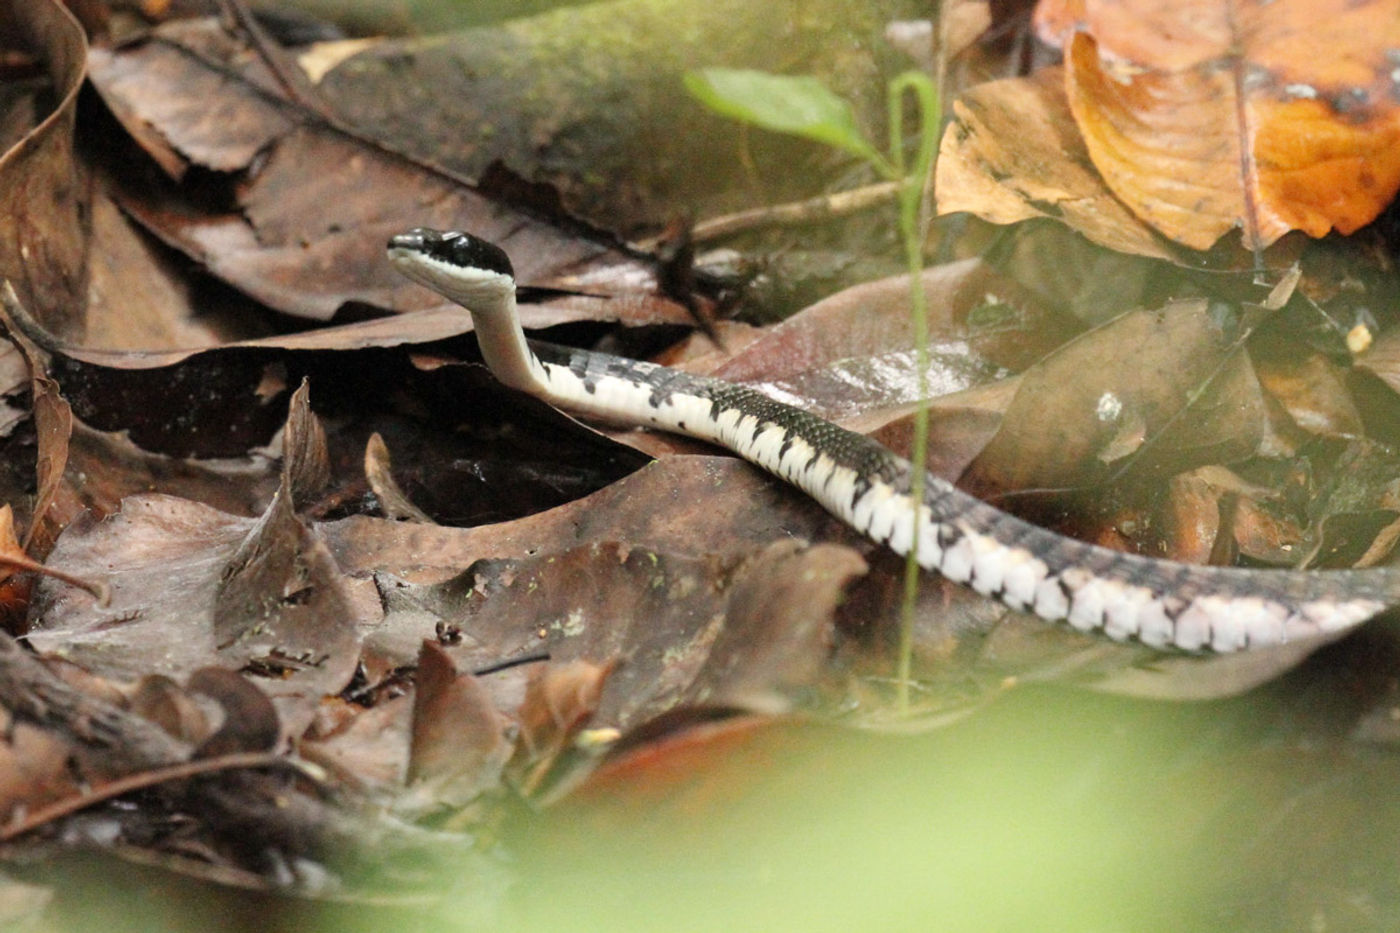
468,289,550,395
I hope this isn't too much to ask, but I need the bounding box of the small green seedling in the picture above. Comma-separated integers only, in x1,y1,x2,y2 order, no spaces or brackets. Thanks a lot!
686,67,941,710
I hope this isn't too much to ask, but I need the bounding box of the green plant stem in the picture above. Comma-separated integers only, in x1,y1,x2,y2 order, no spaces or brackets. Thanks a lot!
887,72,938,713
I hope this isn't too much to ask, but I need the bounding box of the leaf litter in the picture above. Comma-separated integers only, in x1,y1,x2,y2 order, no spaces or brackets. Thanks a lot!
5,0,1400,927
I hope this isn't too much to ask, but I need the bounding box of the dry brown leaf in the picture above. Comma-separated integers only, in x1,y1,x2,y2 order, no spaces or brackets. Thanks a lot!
127,674,216,748
61,420,276,522
26,490,364,738
688,540,866,711
0,713,82,817
370,543,735,728
324,457,848,583
298,695,413,792
406,641,510,807
936,68,1181,259
87,23,694,328
364,432,433,524
281,379,330,507
212,482,361,701
0,0,88,336
865,378,1018,482
1044,1,1400,249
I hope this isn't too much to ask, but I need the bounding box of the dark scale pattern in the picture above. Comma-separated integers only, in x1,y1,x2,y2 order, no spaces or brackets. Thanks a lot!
529,343,1400,634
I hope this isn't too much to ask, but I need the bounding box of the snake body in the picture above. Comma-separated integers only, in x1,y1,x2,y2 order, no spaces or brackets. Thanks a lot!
387,228,1399,652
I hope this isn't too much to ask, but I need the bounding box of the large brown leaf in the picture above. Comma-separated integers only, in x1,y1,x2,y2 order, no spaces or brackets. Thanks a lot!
86,20,693,329
1040,0,1400,249
936,67,1182,260
24,487,363,737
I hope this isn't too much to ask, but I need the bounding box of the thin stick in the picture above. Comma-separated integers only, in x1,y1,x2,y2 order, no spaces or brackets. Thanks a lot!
636,181,901,250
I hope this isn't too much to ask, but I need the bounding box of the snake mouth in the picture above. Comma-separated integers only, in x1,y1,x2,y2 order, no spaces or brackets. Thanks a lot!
387,229,428,252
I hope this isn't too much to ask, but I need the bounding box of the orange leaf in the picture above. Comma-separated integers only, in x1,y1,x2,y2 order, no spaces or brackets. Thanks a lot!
935,68,1181,259
1046,0,1400,249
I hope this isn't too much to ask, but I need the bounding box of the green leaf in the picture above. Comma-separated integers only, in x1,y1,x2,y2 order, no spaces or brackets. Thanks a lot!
684,68,882,165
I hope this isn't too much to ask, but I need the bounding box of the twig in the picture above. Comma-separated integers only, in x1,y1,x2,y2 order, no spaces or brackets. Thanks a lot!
216,0,333,120
473,651,551,676
0,552,108,605
636,181,900,250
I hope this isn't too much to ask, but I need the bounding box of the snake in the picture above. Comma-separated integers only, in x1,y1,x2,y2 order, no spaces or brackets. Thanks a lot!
387,227,1400,653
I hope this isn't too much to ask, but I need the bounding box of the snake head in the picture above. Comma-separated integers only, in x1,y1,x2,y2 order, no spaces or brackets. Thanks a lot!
387,228,515,309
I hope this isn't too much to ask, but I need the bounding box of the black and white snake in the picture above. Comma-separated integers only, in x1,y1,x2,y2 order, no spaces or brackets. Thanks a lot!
388,227,1400,653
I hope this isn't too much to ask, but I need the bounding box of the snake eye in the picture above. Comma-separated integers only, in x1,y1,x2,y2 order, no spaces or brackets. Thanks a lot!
436,231,514,278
